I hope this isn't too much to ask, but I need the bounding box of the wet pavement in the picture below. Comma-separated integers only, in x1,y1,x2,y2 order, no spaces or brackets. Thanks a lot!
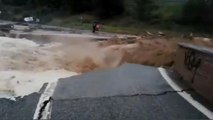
52,63,209,120
52,93,207,120
0,93,40,120
0,63,211,120
53,64,177,100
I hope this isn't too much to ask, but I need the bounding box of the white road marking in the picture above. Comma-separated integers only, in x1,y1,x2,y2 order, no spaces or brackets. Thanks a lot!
33,82,56,120
158,68,213,119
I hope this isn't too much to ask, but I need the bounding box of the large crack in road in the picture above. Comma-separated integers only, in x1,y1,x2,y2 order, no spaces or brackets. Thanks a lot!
37,97,52,120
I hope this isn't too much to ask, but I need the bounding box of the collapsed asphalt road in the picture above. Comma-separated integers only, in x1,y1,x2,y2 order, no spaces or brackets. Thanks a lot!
1,64,212,120
51,64,212,120
0,93,41,120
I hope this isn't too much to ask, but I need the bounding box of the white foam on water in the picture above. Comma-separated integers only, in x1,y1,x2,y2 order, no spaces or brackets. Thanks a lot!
0,36,78,98
0,70,78,97
0,36,62,71
0,35,120,98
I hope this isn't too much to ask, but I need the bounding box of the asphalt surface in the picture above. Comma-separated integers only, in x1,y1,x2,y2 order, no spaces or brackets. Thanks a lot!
53,64,177,100
52,63,208,120
0,63,210,120
0,93,41,120
52,94,207,120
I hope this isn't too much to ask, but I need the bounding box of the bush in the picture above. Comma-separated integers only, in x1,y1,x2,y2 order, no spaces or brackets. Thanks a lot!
133,0,157,21
153,5,182,22
96,0,125,19
2,0,28,6
68,0,95,14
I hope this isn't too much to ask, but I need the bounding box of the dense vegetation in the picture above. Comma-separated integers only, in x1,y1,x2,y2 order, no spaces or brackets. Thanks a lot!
0,0,125,19
1,0,213,28
181,0,213,26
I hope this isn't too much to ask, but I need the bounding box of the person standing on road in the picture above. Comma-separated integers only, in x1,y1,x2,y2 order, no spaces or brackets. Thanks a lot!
92,22,97,33
92,21,101,33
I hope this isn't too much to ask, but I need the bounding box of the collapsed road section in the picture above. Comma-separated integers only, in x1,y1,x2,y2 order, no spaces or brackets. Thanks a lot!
0,63,212,120
52,64,212,120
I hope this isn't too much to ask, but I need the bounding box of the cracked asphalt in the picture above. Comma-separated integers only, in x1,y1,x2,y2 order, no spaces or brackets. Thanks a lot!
53,64,175,100
51,63,209,120
0,63,211,120
52,93,207,120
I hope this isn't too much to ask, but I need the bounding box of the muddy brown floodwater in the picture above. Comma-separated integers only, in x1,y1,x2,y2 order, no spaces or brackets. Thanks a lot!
101,37,176,67
0,32,212,97
0,34,121,97
100,36,213,68
1,32,213,73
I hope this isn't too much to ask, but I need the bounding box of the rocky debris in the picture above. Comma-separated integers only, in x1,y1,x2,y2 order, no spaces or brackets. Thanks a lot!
193,37,211,42
191,37,213,47
99,37,137,47
145,31,154,36
181,33,194,40
158,31,165,36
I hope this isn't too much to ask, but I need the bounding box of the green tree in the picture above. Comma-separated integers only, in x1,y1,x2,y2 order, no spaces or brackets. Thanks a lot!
2,0,29,6
69,0,94,13
182,0,213,25
96,0,125,19
134,0,157,21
